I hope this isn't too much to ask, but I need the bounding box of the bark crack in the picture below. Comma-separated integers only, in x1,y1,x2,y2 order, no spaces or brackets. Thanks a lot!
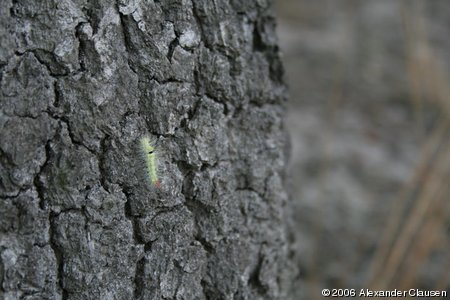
34,140,52,210
49,211,68,300
119,185,146,300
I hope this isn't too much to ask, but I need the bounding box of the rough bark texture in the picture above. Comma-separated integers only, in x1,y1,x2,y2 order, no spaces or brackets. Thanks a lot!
1,1,292,299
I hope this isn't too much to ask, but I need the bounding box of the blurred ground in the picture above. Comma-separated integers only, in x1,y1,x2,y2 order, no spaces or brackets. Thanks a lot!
275,1,450,299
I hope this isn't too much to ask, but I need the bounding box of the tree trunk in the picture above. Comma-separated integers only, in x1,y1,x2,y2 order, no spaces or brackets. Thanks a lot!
1,0,292,299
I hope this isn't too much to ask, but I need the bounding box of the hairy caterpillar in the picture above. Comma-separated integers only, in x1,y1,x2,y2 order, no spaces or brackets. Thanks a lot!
139,137,160,188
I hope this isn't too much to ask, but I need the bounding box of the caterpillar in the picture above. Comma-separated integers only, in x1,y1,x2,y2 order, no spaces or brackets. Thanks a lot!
139,136,160,188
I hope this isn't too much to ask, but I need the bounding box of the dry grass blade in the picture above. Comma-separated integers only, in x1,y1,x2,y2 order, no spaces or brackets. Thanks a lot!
367,2,450,291
367,118,450,289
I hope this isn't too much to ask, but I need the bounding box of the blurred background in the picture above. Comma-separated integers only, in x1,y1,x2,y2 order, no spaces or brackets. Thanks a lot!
275,0,450,298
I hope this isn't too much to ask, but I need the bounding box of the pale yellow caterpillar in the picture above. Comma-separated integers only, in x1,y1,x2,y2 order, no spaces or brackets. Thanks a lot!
139,137,160,188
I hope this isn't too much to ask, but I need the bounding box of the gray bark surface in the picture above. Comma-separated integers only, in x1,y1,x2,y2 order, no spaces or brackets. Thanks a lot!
1,0,292,299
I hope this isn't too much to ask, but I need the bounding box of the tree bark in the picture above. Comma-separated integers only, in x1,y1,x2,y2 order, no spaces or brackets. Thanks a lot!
1,0,292,299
